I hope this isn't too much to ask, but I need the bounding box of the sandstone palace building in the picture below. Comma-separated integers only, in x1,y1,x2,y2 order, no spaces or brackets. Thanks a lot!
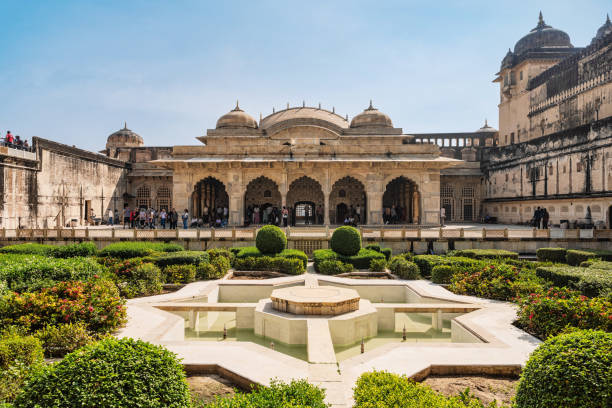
1,13,611,229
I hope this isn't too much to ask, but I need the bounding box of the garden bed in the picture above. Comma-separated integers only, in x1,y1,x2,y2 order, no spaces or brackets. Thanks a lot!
422,375,518,406
335,270,395,279
229,270,289,279
187,374,241,404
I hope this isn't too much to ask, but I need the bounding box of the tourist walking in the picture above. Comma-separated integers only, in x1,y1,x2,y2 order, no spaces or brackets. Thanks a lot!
282,206,288,227
170,208,178,229
160,209,167,229
440,207,446,227
542,208,549,229
203,205,209,224
123,207,130,229
138,208,146,228
107,208,114,226
355,204,361,224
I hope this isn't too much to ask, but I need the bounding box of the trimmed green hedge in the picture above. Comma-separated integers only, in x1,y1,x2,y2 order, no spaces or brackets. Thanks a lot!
536,247,567,263
204,379,327,408
0,254,106,292
313,248,385,271
13,338,191,408
207,248,235,266
99,241,184,259
431,265,454,284
0,332,44,403
369,258,387,272
0,242,98,258
153,250,209,267
413,255,483,278
34,322,95,358
536,265,612,297
163,264,196,284
452,248,518,260
566,249,612,266
255,225,287,254
235,247,307,269
389,258,420,280
317,260,354,275
515,330,612,408
330,226,361,256
0,243,54,256
353,371,491,408
365,244,392,261
233,256,305,275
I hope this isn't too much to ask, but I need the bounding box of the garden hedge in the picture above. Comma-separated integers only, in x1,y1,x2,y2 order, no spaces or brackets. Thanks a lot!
431,265,455,284
536,247,567,263
34,322,95,358
153,250,209,267
313,248,385,271
255,225,287,254
353,371,490,408
0,332,44,403
0,243,54,256
234,256,305,275
389,258,420,280
536,265,612,297
413,255,483,278
330,226,361,256
317,260,354,275
163,264,196,284
369,258,387,272
50,242,98,258
109,260,163,298
452,248,518,260
207,248,235,266
515,330,612,408
365,244,392,261
99,241,184,259
235,247,307,269
566,249,612,266
13,338,191,408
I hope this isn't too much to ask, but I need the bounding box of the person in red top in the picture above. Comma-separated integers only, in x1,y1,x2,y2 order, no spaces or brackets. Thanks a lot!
5,131,14,144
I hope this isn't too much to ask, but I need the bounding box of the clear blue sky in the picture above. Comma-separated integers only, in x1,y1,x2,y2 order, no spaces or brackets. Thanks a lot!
0,0,609,150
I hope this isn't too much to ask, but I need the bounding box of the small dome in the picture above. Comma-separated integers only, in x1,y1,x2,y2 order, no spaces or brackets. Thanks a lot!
350,101,393,128
475,119,497,133
513,12,573,56
216,101,257,129
106,123,144,149
592,14,612,44
501,48,515,70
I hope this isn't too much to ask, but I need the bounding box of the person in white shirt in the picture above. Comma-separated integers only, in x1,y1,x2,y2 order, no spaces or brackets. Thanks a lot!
440,207,446,227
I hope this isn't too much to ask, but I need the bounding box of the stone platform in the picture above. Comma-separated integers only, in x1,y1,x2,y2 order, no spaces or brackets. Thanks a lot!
270,286,360,315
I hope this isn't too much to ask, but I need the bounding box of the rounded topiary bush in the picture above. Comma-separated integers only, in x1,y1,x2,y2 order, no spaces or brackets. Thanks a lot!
330,226,361,256
13,337,191,408
515,330,612,408
255,225,287,254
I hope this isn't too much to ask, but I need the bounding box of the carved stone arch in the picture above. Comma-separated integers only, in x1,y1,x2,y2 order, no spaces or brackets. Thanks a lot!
329,176,367,224
382,176,420,224
244,176,282,224
330,173,367,189
192,176,229,220
286,176,325,225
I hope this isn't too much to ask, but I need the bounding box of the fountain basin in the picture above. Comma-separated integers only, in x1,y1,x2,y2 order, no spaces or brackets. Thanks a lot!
270,286,360,315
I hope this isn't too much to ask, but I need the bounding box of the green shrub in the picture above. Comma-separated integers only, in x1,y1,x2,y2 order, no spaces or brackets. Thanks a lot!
106,258,163,298
0,278,126,335
0,243,54,256
313,248,384,271
204,379,327,408
516,287,612,339
0,254,106,293
369,258,387,272
431,265,455,284
317,260,353,275
566,249,596,266
34,322,95,358
587,260,612,271
388,253,413,272
353,371,490,408
255,225,287,254
51,242,98,258
235,247,307,269
413,255,446,278
330,226,361,256
13,337,191,408
536,265,612,297
390,259,420,280
313,249,338,272
163,264,196,284
99,241,184,259
207,248,235,266
0,332,44,404
364,244,392,261
536,247,567,263
364,244,381,252
196,263,221,280
154,250,209,267
211,257,231,277
452,249,518,260
233,256,304,275
515,330,612,408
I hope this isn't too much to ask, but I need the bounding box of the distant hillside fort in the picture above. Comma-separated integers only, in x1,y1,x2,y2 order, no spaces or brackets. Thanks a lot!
1,13,611,229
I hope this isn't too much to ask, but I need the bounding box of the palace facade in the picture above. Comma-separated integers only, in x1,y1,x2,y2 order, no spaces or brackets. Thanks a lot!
0,13,610,229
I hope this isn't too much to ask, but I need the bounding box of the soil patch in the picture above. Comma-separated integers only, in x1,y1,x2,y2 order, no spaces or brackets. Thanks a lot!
422,375,518,406
187,374,239,404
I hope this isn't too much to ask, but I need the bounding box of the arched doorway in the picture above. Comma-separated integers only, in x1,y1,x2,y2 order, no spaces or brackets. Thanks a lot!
287,176,324,225
329,176,366,224
382,176,419,224
294,201,316,225
244,176,281,225
192,177,229,223
608,205,612,229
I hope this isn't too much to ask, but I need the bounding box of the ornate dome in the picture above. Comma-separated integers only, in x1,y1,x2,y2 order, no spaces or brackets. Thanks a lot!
475,119,497,133
513,12,573,56
106,123,144,149
501,48,515,69
350,101,393,128
592,14,612,43
216,102,257,129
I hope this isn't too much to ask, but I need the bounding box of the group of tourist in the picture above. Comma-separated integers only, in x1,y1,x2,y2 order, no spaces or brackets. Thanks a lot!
3,130,31,150
106,207,186,229
245,204,331,226
383,205,407,224
532,207,550,229
342,204,362,226
193,205,229,228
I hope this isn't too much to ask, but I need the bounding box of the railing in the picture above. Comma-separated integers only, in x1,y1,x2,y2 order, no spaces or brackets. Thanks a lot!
1,227,610,241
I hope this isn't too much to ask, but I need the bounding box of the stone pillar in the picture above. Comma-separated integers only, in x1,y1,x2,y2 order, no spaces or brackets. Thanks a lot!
323,190,330,225
420,172,440,225
226,172,243,226
366,174,384,225
172,173,191,214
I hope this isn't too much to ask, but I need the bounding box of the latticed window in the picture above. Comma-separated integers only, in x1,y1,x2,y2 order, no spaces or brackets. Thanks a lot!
136,185,151,209
156,186,171,211
462,186,474,197
441,184,454,198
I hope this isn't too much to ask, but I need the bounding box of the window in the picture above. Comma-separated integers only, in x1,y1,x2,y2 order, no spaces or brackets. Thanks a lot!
264,190,272,198
339,189,346,198
156,186,171,211
136,186,151,209
462,186,474,197
577,162,582,172
441,184,454,198
510,132,515,144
